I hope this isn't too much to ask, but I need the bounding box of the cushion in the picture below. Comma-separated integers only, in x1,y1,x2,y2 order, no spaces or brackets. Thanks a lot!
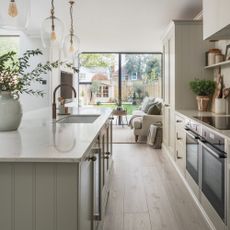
133,117,143,129
147,103,161,115
141,97,156,111
141,97,150,111
143,101,157,113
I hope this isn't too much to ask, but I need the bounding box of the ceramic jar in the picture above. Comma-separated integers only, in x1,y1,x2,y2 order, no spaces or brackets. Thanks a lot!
208,49,221,66
0,91,22,131
215,53,224,63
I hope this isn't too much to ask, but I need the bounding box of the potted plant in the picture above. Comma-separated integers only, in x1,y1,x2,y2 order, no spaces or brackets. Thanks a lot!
190,79,215,111
0,49,75,131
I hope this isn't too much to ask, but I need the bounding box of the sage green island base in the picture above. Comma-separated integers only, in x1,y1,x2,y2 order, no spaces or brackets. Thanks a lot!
0,107,113,230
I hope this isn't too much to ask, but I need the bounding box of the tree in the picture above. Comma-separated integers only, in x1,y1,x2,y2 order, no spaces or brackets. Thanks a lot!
80,54,115,68
89,81,100,102
133,82,144,99
124,55,144,79
144,56,161,82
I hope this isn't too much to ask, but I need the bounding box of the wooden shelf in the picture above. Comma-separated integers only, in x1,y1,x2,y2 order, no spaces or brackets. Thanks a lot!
204,60,230,69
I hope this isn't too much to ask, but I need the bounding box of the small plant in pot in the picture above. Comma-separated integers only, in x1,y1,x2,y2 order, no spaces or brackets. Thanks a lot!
189,79,215,111
0,49,76,131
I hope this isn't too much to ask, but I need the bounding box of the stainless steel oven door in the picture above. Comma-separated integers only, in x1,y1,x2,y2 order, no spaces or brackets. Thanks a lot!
199,140,227,222
185,129,200,184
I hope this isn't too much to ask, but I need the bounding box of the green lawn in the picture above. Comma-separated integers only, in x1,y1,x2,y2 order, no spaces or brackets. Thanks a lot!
95,103,140,115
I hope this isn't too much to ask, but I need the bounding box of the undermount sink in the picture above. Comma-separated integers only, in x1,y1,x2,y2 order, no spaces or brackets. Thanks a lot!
57,114,100,123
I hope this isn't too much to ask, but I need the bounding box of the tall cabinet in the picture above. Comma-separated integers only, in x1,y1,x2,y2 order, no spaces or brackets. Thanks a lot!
162,20,212,158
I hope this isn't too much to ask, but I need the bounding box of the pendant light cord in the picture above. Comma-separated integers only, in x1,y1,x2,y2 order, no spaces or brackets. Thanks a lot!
69,1,75,44
51,0,55,31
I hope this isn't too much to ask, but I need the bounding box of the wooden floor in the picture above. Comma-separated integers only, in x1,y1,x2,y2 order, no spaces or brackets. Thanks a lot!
103,144,210,230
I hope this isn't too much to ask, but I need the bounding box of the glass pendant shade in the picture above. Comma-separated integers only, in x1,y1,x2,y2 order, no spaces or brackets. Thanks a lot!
63,34,80,58
0,0,30,30
41,16,64,49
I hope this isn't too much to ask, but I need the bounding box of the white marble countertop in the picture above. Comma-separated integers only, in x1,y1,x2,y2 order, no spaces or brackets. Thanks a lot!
0,107,112,163
176,110,230,140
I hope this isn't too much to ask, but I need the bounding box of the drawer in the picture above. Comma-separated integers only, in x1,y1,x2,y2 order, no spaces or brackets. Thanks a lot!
175,114,185,129
176,127,186,142
176,138,184,158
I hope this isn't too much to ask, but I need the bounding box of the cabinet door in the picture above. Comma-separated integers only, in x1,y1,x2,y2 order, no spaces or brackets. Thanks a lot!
78,154,94,230
99,125,110,221
203,0,230,39
163,106,170,150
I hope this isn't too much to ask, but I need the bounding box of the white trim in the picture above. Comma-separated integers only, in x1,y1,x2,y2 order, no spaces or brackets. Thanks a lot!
163,148,216,230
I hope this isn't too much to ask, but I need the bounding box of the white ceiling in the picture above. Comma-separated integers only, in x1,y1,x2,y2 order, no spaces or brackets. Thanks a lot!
27,0,202,52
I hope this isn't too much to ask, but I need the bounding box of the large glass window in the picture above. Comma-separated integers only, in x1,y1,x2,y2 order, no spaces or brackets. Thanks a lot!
0,36,19,56
78,53,162,114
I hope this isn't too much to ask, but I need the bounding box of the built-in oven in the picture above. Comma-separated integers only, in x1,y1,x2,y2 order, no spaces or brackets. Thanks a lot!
185,121,201,185
185,122,227,225
199,128,227,223
186,128,200,184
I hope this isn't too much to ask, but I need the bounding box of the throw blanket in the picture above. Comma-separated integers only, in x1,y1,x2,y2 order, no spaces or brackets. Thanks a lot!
147,122,163,149
128,115,143,128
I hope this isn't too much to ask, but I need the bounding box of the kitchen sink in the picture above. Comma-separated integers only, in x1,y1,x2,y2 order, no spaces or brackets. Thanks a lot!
57,114,100,123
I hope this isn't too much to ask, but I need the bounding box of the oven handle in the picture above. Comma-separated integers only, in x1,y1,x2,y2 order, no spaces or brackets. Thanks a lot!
185,129,200,140
198,140,226,159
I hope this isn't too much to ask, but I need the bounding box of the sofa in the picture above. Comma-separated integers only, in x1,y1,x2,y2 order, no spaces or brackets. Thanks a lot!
129,97,163,142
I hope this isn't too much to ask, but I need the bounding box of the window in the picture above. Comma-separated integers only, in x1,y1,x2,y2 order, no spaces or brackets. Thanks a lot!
0,36,19,57
96,86,109,98
131,73,137,81
102,86,109,97
78,53,162,115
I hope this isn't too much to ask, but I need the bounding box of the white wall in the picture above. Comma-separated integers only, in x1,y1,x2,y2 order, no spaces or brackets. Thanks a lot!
0,29,50,112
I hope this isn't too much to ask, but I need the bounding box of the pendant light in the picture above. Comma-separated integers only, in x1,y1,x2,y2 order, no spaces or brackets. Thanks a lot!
0,0,30,30
63,0,80,59
41,0,64,49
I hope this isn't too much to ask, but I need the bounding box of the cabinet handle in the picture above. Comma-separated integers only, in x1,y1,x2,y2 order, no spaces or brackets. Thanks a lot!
176,120,182,123
87,156,97,161
176,150,182,159
177,137,182,140
105,152,111,156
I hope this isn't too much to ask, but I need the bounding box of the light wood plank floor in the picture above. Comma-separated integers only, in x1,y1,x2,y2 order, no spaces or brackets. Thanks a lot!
103,144,210,230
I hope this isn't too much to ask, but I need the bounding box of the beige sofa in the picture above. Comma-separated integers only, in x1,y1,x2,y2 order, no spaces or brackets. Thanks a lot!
129,97,163,142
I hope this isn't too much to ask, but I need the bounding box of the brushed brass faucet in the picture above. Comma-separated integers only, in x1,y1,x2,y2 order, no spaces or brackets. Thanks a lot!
52,84,77,119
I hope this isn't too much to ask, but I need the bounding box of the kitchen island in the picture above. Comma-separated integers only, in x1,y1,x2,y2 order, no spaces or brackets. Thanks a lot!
0,107,113,230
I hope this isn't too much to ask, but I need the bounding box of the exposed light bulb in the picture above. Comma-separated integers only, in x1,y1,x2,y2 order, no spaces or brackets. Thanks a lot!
8,0,18,17
50,30,56,41
69,44,75,53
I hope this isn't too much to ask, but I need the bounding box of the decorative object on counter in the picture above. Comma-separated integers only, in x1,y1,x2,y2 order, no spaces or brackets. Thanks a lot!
215,98,226,114
208,48,221,66
224,44,230,61
41,0,64,48
190,79,215,111
0,0,30,30
63,0,80,59
0,49,77,131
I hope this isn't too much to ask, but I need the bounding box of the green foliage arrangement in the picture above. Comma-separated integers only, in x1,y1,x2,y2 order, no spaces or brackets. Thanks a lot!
0,49,77,96
190,79,215,96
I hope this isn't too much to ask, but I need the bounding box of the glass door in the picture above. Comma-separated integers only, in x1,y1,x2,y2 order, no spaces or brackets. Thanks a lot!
120,53,162,114
78,53,162,117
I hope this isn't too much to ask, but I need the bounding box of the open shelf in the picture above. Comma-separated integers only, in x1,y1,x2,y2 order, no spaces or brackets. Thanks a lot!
204,60,230,69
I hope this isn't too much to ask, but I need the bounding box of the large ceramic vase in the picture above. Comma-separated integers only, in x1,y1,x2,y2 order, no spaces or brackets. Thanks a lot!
196,95,210,111
0,91,22,131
